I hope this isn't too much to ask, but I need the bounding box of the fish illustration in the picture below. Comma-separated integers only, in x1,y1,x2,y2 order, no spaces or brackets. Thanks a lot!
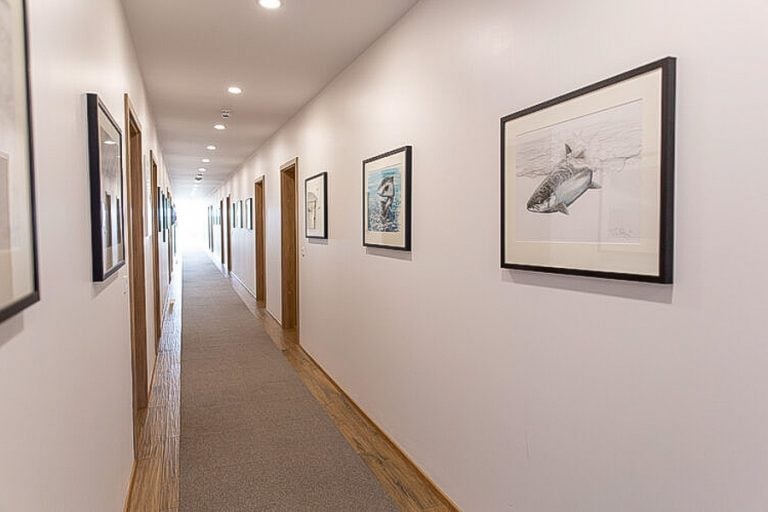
526,144,601,215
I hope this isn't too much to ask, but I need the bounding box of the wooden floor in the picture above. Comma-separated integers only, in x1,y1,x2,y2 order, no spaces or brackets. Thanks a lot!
126,257,456,512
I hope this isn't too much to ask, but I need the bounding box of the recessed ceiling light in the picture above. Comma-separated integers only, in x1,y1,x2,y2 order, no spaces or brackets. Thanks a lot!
198,168,207,172
227,86,242,95
202,158,210,163
259,0,282,9
206,145,217,151
214,124,226,131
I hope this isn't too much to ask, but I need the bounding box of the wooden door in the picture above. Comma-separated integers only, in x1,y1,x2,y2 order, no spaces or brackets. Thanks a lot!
225,196,232,272
254,178,266,304
124,95,148,453
280,160,298,330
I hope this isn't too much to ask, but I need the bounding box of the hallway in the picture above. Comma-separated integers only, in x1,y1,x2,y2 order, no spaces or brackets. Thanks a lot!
126,252,455,511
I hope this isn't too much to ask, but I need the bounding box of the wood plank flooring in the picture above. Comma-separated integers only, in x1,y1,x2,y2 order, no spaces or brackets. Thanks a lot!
126,257,457,512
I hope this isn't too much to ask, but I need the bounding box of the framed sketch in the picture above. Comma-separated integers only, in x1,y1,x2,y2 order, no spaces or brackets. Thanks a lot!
363,146,411,250
231,202,237,228
238,200,243,229
161,192,167,242
0,0,39,321
245,198,253,230
501,58,675,283
87,94,125,282
305,172,327,239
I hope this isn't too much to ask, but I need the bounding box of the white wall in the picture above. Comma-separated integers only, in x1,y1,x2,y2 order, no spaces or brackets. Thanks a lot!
211,0,768,510
0,0,173,510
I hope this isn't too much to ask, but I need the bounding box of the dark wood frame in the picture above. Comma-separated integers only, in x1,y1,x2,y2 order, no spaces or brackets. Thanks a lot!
500,57,676,283
0,0,40,322
362,146,412,251
86,94,125,281
304,172,328,239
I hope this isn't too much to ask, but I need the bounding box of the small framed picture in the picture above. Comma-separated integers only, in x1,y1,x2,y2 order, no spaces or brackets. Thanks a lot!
363,146,412,250
0,0,40,320
87,94,125,281
245,198,253,230
501,58,675,283
305,172,327,239
232,202,237,228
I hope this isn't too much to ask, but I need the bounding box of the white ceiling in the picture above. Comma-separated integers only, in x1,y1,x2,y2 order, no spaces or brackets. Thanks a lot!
121,0,419,198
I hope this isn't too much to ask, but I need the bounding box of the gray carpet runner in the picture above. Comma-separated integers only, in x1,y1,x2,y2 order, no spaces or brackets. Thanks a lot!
179,251,397,511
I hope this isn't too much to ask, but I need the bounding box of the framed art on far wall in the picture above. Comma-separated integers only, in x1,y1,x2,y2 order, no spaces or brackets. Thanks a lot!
305,172,327,239
0,0,40,321
501,57,676,283
245,198,253,230
87,94,125,282
363,146,411,250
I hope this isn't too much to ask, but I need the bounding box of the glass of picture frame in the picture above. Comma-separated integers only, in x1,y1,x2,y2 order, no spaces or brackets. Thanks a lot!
0,0,39,320
305,173,327,239
87,94,125,282
363,146,411,251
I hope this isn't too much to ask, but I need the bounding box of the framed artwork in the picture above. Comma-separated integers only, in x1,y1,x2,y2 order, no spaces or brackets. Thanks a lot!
162,192,167,242
0,0,39,321
238,200,243,229
501,57,675,283
156,186,162,233
305,172,327,239
363,146,412,250
232,203,237,228
87,94,125,282
245,198,253,230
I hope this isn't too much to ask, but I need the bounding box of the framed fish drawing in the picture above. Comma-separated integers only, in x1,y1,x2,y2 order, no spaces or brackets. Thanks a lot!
501,57,676,283
0,0,40,321
363,146,412,251
305,172,327,239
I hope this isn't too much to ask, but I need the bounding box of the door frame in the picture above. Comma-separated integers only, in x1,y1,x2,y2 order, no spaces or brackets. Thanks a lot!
124,94,148,454
225,195,232,272
219,199,225,265
254,177,266,305
280,158,299,332
149,151,160,350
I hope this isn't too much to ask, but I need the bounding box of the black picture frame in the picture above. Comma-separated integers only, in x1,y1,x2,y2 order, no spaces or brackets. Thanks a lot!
232,202,237,228
0,0,40,321
245,198,254,230
161,192,167,242
500,57,675,283
87,94,125,282
362,146,412,251
305,172,328,239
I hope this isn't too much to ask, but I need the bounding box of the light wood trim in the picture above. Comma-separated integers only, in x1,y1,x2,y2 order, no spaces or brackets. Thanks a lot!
299,346,460,511
254,177,266,305
280,157,298,171
124,94,149,454
280,163,298,330
149,151,160,350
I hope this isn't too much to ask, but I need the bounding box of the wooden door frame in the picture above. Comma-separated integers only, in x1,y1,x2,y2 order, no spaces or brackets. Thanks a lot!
254,177,266,305
225,195,232,272
149,151,160,350
124,94,148,454
280,158,299,332
219,200,225,265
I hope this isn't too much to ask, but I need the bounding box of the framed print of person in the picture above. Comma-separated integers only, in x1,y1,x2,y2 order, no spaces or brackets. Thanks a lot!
363,146,412,251
305,172,327,239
